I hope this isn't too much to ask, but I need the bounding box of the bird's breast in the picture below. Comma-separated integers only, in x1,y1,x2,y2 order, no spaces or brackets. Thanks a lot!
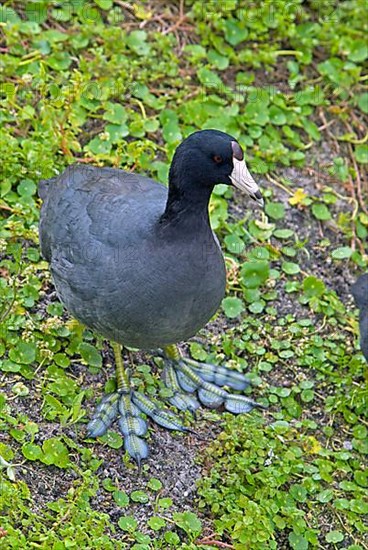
95,232,226,348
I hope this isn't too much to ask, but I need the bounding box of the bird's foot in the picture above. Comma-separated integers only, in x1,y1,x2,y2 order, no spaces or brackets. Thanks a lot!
163,348,264,414
87,388,190,467
86,343,263,467
87,390,147,466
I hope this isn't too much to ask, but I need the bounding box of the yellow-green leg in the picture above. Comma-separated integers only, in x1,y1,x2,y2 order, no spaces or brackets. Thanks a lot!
164,344,182,361
111,342,130,392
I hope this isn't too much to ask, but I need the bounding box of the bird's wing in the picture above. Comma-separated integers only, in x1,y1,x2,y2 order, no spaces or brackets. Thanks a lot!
39,164,165,260
38,164,166,310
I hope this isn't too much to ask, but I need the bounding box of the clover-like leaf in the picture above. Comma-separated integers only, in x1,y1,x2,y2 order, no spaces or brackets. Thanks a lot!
222,296,244,318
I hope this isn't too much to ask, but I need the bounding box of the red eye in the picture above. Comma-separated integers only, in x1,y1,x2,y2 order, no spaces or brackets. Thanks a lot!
213,155,223,164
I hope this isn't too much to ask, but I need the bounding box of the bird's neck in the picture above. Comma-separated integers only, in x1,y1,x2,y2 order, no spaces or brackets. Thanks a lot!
159,179,213,231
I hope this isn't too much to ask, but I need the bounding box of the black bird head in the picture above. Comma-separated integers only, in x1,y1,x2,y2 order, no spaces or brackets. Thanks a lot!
168,129,264,206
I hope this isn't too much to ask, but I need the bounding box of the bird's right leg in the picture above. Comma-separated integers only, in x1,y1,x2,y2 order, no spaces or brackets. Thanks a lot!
162,344,263,414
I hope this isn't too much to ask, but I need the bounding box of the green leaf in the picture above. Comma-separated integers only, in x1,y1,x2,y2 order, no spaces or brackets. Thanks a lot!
347,39,368,62
326,531,344,543
304,119,321,140
157,497,173,509
118,516,138,532
189,342,207,361
147,517,166,531
352,425,367,439
317,58,345,86
12,382,29,397
144,118,159,132
197,67,223,88
353,437,368,454
316,489,334,503
208,49,229,70
22,442,43,461
42,438,70,468
0,443,13,462
273,229,294,239
106,123,129,143
224,19,248,46
333,498,350,510
332,157,349,182
303,276,325,297
357,92,368,114
113,490,130,507
224,234,245,254
288,532,308,550
9,342,37,365
134,532,151,545
350,499,368,514
244,101,270,126
222,296,244,318
355,144,368,164
164,532,180,545
94,0,113,9
248,300,265,314
0,6,21,23
147,478,162,491
173,512,202,536
241,260,270,288
282,261,300,275
54,353,70,368
100,431,123,449
17,179,36,197
312,203,331,221
126,31,150,56
269,106,287,125
130,490,149,503
265,202,285,220
162,121,182,144
102,478,116,492
249,246,270,260
354,470,368,487
301,389,314,402
331,247,353,260
103,102,128,124
47,302,64,316
85,136,112,155
282,246,296,257
78,342,102,368
46,52,72,71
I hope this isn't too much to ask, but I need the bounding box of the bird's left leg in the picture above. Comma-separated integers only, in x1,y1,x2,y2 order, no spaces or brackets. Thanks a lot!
87,342,190,465
163,344,263,414
87,342,150,465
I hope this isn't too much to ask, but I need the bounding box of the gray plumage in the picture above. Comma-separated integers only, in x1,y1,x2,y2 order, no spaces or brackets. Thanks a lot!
351,273,368,361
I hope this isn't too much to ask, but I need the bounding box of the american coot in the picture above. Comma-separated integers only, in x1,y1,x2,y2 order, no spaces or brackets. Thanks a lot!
39,129,264,465
351,273,368,361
